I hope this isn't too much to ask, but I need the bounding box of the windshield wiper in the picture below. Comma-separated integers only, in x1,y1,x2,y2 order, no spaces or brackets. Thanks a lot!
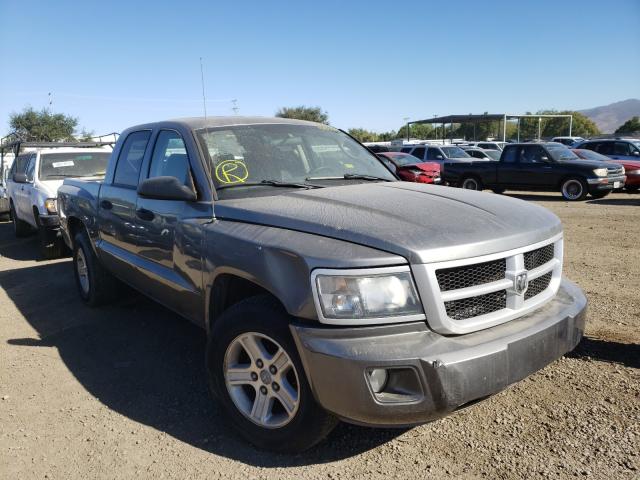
306,173,392,182
216,179,322,190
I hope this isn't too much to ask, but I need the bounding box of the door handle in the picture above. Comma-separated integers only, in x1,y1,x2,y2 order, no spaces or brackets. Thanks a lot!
100,200,113,210
136,208,155,221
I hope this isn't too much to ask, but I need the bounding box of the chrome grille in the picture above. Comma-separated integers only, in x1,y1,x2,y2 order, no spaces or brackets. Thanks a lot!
436,259,506,291
445,290,507,320
525,272,552,300
524,244,554,270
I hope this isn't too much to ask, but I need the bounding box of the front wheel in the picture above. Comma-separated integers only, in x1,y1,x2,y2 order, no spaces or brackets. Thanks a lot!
10,203,31,237
206,295,337,453
560,178,588,201
461,176,483,191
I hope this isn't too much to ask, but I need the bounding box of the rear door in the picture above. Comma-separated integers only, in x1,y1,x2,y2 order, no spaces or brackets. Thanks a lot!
134,129,205,321
97,130,151,279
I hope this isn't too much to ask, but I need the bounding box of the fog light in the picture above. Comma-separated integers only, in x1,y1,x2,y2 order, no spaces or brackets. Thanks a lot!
368,368,388,393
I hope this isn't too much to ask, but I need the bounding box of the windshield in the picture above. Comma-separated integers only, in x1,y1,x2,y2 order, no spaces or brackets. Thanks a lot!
441,146,470,158
547,145,579,161
196,124,395,195
386,153,422,166
485,150,501,161
39,152,111,180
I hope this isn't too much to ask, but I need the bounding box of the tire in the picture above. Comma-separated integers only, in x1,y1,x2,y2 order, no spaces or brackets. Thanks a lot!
73,229,119,306
590,191,611,200
626,185,639,193
206,295,337,453
560,177,588,201
491,187,506,194
38,225,67,259
10,203,31,237
461,176,483,191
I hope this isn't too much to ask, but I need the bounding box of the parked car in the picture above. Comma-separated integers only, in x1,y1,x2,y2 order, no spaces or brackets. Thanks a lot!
442,142,626,200
7,146,112,257
574,138,640,161
58,117,587,453
551,136,585,146
468,141,507,151
573,148,639,193
399,144,476,166
462,147,501,161
376,152,440,184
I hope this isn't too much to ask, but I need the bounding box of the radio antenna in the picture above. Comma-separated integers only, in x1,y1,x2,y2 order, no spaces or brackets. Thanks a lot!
199,57,207,119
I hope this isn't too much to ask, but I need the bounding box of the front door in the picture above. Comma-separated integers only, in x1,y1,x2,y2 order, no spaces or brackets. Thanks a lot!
134,129,204,321
97,130,151,280
516,145,557,188
14,154,36,223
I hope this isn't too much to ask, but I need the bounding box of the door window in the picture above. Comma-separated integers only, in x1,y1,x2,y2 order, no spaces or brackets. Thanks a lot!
148,130,191,184
25,156,36,182
426,147,441,160
113,131,151,187
411,147,425,160
520,145,547,163
614,142,632,156
11,155,30,177
596,142,614,155
501,146,519,163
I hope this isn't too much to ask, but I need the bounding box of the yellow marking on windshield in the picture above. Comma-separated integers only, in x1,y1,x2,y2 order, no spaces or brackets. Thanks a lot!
215,159,249,184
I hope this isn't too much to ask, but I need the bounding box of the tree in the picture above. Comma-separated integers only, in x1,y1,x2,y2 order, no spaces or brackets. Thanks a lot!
396,123,434,140
275,106,329,124
615,116,640,134
9,107,79,141
347,128,379,143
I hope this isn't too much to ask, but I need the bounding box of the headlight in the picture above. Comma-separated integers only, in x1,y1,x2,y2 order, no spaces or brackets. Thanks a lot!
313,268,423,323
627,169,640,175
44,198,57,214
593,168,608,177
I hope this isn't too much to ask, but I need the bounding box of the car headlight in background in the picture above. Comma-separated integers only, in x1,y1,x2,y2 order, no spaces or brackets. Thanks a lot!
44,198,57,214
593,168,608,177
626,169,639,175
314,268,423,322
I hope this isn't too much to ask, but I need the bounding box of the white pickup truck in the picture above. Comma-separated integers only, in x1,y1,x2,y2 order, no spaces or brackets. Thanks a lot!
7,144,112,257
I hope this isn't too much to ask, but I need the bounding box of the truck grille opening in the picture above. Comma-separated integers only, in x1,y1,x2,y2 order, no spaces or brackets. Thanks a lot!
525,272,552,300
444,290,507,320
436,259,506,291
524,244,554,270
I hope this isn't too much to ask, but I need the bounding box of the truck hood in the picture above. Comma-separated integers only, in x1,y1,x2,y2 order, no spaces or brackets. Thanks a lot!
36,179,64,198
559,159,620,169
214,183,562,264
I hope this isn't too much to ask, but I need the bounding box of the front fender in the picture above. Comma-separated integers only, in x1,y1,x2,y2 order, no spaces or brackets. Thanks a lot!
203,220,406,329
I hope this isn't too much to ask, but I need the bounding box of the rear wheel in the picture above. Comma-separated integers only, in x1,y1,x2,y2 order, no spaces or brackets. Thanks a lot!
560,177,588,201
73,229,120,306
461,177,483,191
10,203,31,237
206,295,337,452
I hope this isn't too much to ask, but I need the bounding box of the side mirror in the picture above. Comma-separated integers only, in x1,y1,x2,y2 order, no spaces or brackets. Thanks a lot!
13,172,28,183
540,156,550,162
633,151,639,157
137,176,196,201
436,155,443,160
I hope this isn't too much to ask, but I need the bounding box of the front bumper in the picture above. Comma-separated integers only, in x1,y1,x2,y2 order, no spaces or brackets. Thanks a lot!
587,175,626,191
291,278,587,427
38,213,60,228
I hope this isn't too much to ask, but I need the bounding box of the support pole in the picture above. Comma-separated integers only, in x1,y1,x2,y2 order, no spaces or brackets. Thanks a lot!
503,114,507,142
517,118,520,142
569,115,573,136
538,117,542,140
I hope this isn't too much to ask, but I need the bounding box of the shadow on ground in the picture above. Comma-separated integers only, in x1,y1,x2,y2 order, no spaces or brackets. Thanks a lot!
505,192,639,205
568,336,639,369
0,223,403,467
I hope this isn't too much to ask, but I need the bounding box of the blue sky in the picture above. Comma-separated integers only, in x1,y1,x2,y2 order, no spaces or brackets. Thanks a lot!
1,0,638,136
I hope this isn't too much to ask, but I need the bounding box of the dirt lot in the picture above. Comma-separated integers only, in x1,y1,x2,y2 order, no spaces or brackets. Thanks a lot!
1,191,638,479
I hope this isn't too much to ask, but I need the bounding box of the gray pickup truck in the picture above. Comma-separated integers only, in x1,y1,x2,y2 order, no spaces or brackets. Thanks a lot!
58,117,587,453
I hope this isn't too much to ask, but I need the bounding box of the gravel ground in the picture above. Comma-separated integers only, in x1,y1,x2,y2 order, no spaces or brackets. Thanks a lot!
1,191,638,479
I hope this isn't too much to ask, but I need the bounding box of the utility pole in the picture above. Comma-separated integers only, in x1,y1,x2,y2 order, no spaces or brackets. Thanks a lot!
403,117,410,141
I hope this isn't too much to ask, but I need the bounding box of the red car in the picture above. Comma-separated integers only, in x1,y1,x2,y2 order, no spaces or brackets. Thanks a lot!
572,149,640,193
377,152,441,184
